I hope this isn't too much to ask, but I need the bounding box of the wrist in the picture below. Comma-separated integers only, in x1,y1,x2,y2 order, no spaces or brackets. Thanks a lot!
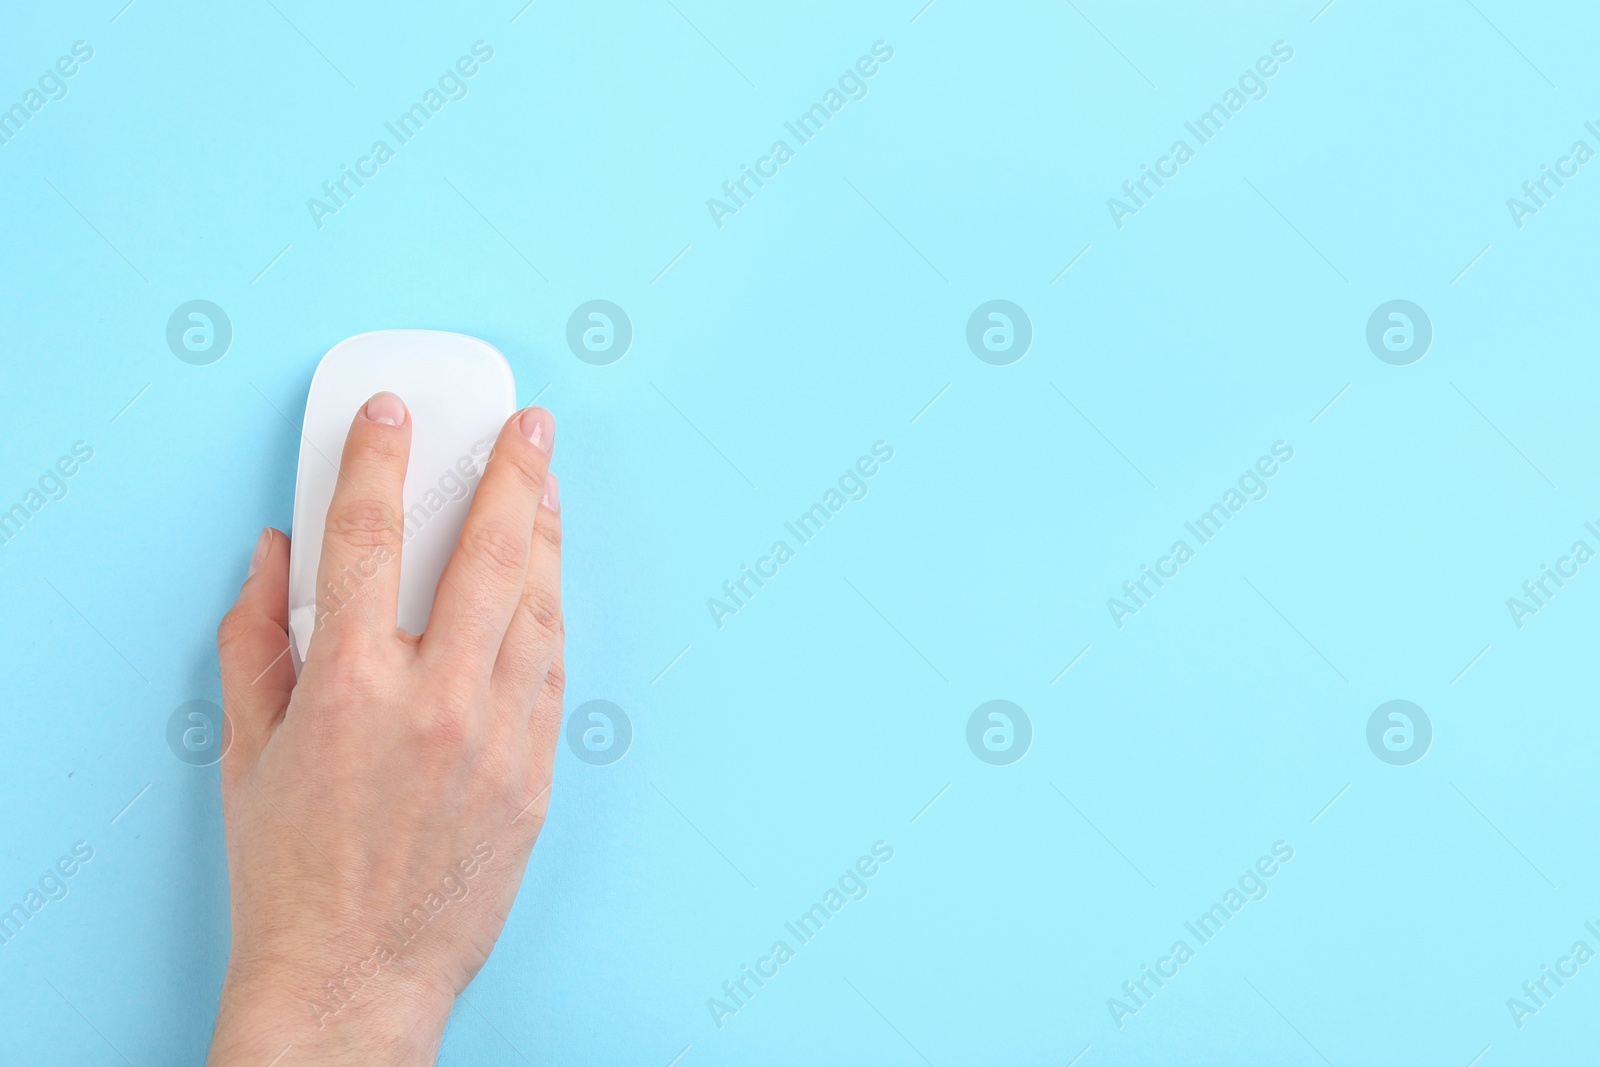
207,959,452,1067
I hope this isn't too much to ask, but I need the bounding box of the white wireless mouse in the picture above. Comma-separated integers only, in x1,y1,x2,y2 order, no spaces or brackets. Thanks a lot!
287,330,517,673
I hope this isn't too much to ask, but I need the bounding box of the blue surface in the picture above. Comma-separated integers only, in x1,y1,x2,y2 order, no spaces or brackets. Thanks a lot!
2,1,1598,1063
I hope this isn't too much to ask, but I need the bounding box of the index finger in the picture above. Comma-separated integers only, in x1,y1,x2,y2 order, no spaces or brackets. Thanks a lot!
312,392,412,655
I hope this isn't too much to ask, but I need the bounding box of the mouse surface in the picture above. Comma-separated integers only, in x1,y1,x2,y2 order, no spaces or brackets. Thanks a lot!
287,330,517,673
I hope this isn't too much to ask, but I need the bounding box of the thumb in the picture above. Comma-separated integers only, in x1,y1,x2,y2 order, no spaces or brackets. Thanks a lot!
217,527,295,777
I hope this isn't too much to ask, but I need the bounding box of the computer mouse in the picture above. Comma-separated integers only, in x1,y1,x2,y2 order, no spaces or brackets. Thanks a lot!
286,329,517,673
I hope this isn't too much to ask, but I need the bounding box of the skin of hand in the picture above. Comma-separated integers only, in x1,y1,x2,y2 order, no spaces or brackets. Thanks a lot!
206,393,564,1066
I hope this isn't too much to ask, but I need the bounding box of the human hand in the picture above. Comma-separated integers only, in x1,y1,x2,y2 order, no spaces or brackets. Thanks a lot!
206,393,564,1066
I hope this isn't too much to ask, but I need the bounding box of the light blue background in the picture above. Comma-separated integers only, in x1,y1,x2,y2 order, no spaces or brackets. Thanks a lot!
3,1,1598,1063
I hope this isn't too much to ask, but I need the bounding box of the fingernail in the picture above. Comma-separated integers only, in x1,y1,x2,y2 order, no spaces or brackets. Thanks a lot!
520,407,554,452
248,527,271,579
364,392,406,426
541,473,560,512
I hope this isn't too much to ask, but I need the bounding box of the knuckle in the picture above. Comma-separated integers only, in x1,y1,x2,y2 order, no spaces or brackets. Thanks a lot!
533,511,563,552
326,499,399,551
519,584,562,641
515,794,550,835
313,654,387,703
215,610,250,652
528,657,566,741
542,656,567,705
465,519,527,580
500,448,548,496
415,689,477,755
357,428,407,465
220,607,251,652
481,741,523,797
305,617,367,668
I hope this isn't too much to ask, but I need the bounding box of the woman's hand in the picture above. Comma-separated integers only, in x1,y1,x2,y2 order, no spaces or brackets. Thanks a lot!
206,393,564,1066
